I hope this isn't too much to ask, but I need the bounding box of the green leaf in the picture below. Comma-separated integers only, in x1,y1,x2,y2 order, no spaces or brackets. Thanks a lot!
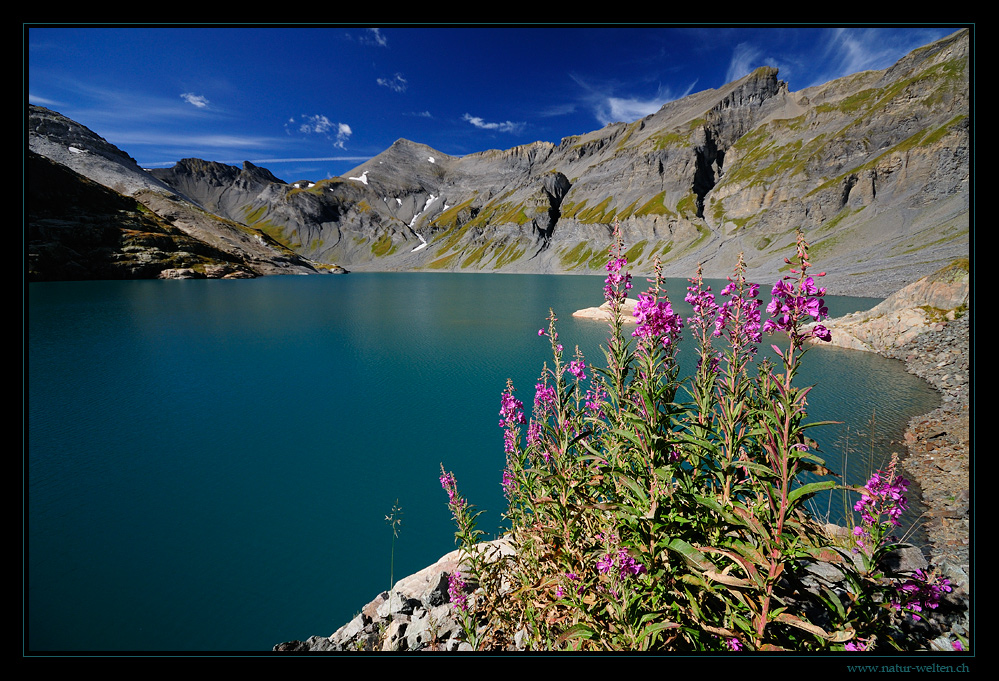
611,471,649,503
667,537,713,571
787,479,838,505
638,620,680,648
557,623,597,645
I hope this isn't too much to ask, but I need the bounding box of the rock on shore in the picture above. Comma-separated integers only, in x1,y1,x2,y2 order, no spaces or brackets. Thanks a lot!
814,260,971,651
805,259,969,355
278,264,972,653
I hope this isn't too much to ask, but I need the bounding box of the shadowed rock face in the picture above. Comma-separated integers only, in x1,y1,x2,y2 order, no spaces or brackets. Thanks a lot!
28,109,327,280
27,152,260,280
29,30,969,293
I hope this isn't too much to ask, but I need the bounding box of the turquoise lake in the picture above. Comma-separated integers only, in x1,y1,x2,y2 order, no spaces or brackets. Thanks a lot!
26,272,940,652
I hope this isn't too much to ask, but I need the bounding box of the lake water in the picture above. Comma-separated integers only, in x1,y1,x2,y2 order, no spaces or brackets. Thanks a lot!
26,273,940,652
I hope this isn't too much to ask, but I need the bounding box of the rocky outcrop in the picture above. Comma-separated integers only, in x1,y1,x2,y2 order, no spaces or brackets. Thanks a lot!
28,107,327,280
805,259,969,353
27,151,261,280
276,538,516,652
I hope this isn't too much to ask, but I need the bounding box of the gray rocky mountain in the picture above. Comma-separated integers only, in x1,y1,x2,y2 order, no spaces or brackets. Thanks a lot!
29,29,969,294
27,107,329,279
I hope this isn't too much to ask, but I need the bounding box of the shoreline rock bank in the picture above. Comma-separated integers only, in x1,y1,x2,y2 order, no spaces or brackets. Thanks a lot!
278,267,971,653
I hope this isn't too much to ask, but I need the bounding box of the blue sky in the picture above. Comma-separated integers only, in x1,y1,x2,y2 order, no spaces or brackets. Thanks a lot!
27,25,965,182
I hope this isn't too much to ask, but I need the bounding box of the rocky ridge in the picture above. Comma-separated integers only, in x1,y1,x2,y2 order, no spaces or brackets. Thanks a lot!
27,108,337,280
29,30,967,295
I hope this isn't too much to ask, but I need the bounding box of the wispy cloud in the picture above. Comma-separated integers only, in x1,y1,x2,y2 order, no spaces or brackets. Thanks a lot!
288,115,353,149
365,28,388,47
802,27,950,88
538,102,577,118
140,155,373,169
28,93,61,107
724,43,771,83
462,113,524,134
180,92,210,109
111,131,278,150
406,111,433,118
377,73,407,93
571,74,695,127
823,28,896,77
248,156,371,164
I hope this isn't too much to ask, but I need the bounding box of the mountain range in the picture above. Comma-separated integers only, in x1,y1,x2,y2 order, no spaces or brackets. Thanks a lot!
27,29,969,297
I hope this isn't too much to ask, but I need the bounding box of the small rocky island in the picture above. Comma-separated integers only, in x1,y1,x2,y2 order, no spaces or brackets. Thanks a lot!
571,298,639,322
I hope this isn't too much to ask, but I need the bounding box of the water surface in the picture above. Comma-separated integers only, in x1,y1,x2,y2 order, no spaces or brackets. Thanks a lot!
27,273,939,651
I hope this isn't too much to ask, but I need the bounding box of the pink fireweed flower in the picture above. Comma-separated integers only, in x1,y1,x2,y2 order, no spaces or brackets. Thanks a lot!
556,572,582,599
583,384,607,419
852,454,909,555
501,468,515,499
762,232,831,346
534,383,556,411
499,386,525,428
596,549,646,579
502,429,517,456
727,638,743,651
568,360,587,381
526,420,542,446
602,226,632,307
685,280,718,327
440,465,467,515
632,291,684,349
448,570,469,612
712,272,763,355
440,469,458,504
893,569,952,621
686,266,723,373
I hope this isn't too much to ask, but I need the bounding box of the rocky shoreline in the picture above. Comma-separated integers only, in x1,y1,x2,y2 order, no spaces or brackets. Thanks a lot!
277,273,972,653
887,311,971,649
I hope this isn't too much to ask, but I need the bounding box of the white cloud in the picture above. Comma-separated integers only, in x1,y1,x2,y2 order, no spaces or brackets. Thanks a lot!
289,115,353,149
297,114,334,135
802,28,950,89
462,113,524,134
247,156,371,164
109,131,277,151
538,102,577,117
28,93,60,107
336,122,352,149
570,73,694,127
366,28,388,47
180,92,210,109
377,73,407,93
